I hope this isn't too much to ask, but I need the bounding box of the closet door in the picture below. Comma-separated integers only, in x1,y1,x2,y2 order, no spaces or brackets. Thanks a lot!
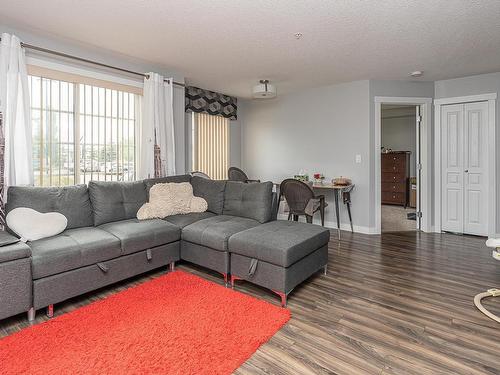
463,102,489,236
441,104,464,233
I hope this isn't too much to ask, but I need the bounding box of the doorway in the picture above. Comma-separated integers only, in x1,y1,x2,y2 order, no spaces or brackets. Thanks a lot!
374,97,432,235
380,104,419,232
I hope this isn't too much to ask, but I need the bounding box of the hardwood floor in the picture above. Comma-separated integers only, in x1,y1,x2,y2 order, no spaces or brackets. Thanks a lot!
1,231,499,374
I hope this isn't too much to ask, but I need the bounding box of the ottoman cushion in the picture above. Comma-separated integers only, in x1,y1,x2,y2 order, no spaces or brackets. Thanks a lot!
228,220,330,267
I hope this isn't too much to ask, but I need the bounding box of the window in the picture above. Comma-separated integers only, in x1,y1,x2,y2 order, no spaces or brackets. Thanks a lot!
28,69,141,186
191,112,229,180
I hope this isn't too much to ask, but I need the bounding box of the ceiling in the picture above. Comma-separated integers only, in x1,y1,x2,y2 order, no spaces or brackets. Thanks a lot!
1,0,500,98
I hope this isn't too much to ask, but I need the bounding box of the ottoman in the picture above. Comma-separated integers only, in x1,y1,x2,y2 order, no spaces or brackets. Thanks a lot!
0,232,32,320
228,220,330,306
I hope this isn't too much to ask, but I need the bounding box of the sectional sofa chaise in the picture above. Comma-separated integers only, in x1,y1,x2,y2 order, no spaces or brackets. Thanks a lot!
0,174,330,322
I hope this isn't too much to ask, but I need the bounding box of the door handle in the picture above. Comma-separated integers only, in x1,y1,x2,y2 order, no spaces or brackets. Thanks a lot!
465,169,469,173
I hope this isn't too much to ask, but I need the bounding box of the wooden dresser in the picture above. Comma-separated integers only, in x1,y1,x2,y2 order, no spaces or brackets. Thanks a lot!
381,151,411,207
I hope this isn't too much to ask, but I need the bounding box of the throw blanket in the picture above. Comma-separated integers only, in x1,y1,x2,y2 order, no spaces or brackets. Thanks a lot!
137,182,207,220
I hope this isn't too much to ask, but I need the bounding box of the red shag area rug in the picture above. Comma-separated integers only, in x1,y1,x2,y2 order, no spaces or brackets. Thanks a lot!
0,271,290,375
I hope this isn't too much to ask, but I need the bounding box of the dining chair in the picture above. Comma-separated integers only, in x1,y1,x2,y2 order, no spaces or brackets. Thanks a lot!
278,179,326,226
190,171,211,179
227,167,260,183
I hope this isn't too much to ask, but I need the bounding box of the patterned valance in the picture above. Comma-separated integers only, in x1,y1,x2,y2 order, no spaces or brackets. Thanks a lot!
185,86,237,120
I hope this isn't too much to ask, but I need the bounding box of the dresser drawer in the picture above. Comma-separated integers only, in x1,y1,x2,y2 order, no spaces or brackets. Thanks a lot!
382,173,406,183
382,192,406,204
381,163,407,174
381,182,406,193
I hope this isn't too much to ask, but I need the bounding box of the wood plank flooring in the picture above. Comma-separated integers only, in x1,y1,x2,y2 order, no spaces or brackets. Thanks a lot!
1,231,499,374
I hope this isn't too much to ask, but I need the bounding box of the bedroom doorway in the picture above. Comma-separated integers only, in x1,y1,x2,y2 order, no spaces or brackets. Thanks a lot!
380,104,419,232
374,96,432,234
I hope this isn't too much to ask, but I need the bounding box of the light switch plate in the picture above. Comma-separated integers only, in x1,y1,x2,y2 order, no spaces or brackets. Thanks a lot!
355,154,362,163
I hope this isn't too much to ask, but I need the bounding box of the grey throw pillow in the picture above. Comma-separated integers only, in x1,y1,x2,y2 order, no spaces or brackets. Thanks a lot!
223,181,273,223
6,185,93,229
191,176,226,215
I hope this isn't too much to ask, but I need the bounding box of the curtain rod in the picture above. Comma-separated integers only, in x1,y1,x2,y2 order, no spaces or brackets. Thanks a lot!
0,38,185,87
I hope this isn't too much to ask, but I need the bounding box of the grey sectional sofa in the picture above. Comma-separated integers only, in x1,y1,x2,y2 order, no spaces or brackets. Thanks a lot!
1,174,329,322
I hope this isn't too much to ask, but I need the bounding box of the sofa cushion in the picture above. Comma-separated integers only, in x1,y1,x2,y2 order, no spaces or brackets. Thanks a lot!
144,174,192,195
223,181,273,223
29,227,122,279
228,220,330,267
191,176,226,215
88,181,147,226
6,185,93,229
164,212,216,228
99,219,180,255
182,215,259,252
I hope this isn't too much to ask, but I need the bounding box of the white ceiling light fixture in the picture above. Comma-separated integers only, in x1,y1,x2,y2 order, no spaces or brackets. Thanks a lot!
410,70,424,78
252,79,277,99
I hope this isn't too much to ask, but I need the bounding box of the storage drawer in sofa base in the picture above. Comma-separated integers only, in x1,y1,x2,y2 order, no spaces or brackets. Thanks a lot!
181,241,229,275
0,258,32,320
230,244,328,294
33,241,180,309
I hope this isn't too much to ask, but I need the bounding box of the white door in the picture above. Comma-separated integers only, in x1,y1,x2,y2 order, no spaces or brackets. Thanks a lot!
463,102,489,235
441,102,489,235
441,104,465,233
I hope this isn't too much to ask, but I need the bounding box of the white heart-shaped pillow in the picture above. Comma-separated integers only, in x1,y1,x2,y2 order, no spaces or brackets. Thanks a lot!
6,207,68,242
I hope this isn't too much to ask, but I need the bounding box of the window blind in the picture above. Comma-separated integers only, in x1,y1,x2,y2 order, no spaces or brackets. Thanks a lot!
192,113,229,180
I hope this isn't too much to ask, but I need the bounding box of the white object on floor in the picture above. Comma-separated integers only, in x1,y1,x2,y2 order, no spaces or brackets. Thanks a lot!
473,240,500,323
6,207,67,242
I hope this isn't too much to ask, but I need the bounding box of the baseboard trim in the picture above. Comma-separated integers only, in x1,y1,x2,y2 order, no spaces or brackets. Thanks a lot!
277,214,375,235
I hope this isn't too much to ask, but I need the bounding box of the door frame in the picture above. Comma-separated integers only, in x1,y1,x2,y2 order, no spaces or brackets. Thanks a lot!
434,93,497,237
374,96,433,234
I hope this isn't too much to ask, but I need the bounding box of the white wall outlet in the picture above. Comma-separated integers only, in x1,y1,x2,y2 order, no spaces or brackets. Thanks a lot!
355,154,362,164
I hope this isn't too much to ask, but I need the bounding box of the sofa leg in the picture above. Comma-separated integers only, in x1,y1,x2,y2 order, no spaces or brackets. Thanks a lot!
230,275,242,289
46,304,54,318
27,307,35,322
273,290,288,307
223,273,228,287
169,262,175,272
324,264,328,275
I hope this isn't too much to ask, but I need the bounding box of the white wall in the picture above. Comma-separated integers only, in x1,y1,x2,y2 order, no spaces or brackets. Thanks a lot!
381,106,417,176
0,21,188,173
434,72,500,235
240,80,435,233
240,80,371,232
229,118,242,169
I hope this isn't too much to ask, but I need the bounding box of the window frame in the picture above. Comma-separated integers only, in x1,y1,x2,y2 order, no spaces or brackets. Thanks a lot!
27,64,143,186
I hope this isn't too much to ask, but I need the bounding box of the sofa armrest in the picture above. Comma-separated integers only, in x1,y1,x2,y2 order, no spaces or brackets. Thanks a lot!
0,232,31,263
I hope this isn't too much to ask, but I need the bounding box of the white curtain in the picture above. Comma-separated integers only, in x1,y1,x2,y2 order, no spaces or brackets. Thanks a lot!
140,72,175,178
0,33,33,192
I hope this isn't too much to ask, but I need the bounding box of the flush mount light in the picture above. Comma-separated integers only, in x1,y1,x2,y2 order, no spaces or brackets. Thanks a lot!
294,32,303,39
252,79,277,99
410,70,424,78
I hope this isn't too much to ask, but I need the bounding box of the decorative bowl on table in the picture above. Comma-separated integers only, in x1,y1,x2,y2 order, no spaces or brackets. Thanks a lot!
332,176,351,186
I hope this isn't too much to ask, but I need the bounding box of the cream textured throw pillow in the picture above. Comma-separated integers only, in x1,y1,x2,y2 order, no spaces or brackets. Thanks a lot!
137,182,208,220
